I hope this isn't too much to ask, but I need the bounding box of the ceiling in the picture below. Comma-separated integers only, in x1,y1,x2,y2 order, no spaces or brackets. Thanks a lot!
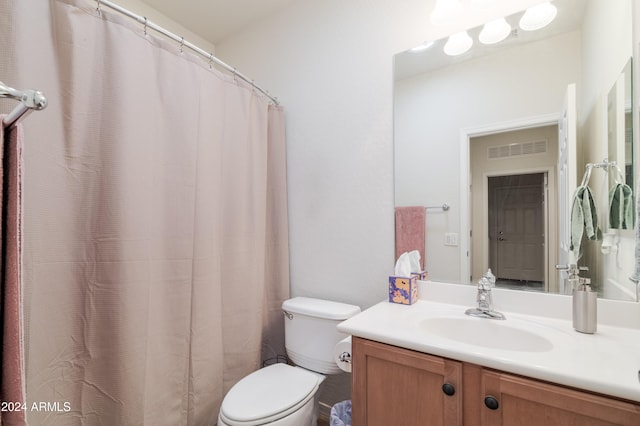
140,0,295,45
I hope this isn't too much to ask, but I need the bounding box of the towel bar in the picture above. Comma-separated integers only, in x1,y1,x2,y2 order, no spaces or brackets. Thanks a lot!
0,80,47,127
426,204,450,211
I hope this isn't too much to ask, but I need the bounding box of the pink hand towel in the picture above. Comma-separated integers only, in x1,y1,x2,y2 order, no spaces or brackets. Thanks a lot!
0,117,27,426
395,206,425,270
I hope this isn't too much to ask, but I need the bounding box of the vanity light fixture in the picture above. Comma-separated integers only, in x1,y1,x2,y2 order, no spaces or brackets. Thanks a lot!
430,0,464,25
408,41,435,53
444,31,473,56
519,1,558,31
479,17,511,45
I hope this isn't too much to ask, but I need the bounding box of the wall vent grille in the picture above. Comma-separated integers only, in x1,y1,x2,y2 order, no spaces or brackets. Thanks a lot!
487,140,548,159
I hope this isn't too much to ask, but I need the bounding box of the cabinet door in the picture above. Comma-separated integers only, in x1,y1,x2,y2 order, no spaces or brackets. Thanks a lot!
352,337,462,426
480,369,640,426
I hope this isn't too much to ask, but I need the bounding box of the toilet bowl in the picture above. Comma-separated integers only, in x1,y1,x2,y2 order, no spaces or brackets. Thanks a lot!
217,363,324,426
217,297,360,426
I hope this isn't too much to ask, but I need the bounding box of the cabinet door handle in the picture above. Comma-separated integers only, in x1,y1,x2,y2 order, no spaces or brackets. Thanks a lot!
484,396,499,410
442,383,456,396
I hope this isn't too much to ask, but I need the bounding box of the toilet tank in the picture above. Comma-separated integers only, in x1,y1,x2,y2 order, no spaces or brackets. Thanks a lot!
282,297,360,374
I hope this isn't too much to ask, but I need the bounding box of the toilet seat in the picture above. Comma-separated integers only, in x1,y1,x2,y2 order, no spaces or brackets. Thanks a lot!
219,363,321,425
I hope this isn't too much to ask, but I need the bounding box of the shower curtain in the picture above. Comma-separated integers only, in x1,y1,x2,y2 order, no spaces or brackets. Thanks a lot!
2,0,290,424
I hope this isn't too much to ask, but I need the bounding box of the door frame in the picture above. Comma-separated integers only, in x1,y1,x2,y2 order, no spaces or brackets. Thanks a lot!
482,170,551,290
459,113,559,289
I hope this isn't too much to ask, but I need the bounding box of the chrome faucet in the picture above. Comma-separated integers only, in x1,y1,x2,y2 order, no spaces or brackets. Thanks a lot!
465,276,506,320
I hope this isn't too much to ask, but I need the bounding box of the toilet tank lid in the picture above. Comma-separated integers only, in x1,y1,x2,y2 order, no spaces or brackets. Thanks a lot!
282,297,361,320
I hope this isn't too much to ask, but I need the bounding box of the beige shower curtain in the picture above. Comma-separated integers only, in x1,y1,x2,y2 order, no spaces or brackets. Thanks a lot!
2,0,290,424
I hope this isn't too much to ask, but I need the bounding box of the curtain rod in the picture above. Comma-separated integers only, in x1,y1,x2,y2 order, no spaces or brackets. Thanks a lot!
1,80,48,128
94,0,279,105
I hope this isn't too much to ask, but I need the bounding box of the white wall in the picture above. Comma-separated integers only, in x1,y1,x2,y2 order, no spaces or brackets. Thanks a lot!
215,0,544,310
395,31,581,283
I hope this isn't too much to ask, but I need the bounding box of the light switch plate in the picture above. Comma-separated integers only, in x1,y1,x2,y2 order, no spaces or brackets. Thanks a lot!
445,233,459,246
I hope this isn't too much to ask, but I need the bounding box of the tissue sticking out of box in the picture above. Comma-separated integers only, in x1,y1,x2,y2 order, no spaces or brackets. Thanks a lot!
394,250,421,276
408,250,421,275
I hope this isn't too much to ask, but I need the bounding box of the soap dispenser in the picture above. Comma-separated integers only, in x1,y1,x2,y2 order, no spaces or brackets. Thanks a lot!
556,264,596,334
573,276,597,334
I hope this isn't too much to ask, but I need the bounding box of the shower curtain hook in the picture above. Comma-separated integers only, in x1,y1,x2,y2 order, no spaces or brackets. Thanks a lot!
209,53,214,69
179,36,184,53
96,0,102,16
143,17,148,35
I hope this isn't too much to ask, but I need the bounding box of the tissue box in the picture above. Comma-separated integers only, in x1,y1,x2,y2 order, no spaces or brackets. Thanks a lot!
388,275,418,305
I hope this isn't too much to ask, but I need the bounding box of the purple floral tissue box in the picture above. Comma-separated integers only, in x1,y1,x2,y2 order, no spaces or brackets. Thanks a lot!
412,271,428,281
388,275,418,305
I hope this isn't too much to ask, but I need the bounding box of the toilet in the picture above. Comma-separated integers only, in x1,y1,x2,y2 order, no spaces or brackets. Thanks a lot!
217,297,361,426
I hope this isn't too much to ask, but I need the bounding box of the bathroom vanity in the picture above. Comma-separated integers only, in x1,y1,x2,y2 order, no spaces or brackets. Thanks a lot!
352,338,639,425
337,282,640,425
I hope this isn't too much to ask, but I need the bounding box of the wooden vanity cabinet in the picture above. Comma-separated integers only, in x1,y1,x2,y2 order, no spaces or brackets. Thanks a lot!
352,337,640,426
351,336,463,425
479,369,640,426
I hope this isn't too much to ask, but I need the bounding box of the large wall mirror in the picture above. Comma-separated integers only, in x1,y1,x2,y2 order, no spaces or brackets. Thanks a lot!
394,0,637,301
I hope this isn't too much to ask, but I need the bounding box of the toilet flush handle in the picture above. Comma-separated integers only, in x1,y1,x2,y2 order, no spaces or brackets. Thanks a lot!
282,310,293,320
338,352,351,364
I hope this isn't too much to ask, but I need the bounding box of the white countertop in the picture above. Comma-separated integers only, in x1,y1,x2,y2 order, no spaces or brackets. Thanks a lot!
337,281,640,402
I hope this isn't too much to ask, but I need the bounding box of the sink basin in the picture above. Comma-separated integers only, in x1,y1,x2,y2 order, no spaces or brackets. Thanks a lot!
420,317,554,352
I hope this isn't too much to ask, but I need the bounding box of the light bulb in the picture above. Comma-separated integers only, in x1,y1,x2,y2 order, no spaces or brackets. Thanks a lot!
444,31,473,56
479,17,511,45
519,2,557,31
